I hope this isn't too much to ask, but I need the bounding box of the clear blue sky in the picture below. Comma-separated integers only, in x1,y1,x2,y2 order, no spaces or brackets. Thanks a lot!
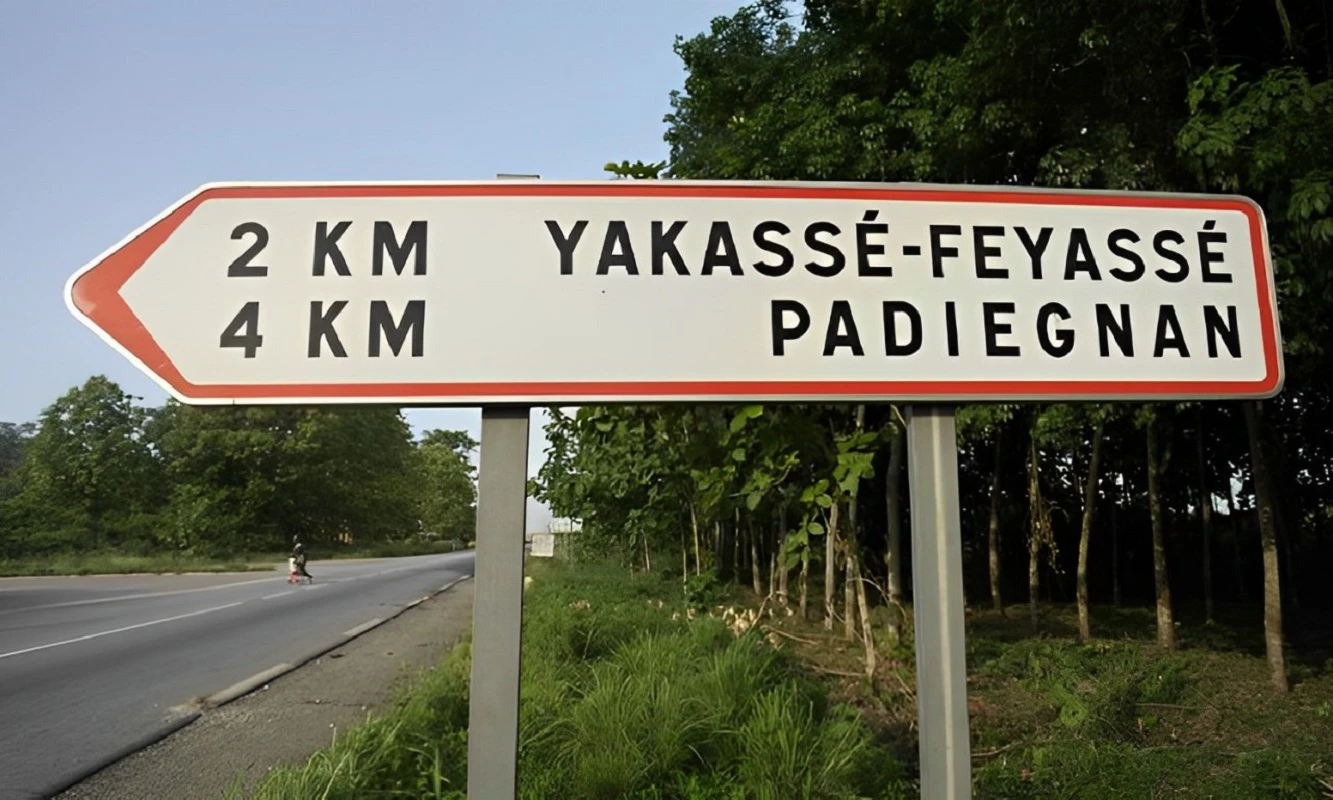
0,0,742,529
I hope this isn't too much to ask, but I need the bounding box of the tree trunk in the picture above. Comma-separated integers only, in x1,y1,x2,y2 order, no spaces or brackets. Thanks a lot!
778,505,789,604
1224,480,1248,604
824,500,840,631
1077,420,1105,642
1027,437,1042,633
1244,400,1288,693
750,516,763,596
885,422,905,642
733,509,742,583
799,550,809,620
845,498,857,643
1112,474,1122,607
987,431,1005,614
1147,416,1176,649
854,551,877,676
1196,407,1215,625
690,502,702,576
1266,427,1301,612
681,530,688,587
844,552,856,641
845,407,863,642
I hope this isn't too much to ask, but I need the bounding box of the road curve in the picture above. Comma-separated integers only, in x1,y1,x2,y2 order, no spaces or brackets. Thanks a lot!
0,552,475,800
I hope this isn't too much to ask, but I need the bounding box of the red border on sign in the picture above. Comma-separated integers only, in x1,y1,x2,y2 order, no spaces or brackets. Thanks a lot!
68,183,1282,402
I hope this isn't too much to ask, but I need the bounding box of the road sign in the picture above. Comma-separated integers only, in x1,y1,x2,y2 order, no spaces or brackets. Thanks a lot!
529,533,555,558
66,181,1281,406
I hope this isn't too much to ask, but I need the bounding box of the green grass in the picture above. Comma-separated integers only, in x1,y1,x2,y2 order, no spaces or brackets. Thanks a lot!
0,540,467,577
231,561,1333,799
240,560,910,800
960,607,1333,799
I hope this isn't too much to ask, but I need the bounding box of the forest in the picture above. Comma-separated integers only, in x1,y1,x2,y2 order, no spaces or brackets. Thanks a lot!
0,375,479,565
533,0,1333,698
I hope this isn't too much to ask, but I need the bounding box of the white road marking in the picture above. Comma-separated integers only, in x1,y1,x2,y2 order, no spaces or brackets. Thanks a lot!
0,576,278,614
342,618,384,638
0,601,245,660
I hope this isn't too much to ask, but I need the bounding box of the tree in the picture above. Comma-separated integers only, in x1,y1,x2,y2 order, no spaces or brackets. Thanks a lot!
8,377,162,552
416,429,479,541
160,404,421,555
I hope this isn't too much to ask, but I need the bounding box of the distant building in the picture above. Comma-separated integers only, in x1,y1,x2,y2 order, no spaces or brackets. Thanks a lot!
548,517,582,534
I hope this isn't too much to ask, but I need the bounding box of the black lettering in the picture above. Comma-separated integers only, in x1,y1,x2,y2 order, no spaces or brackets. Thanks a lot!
752,221,794,277
1204,305,1241,357
930,224,961,278
1153,230,1189,282
824,301,863,356
1107,229,1146,281
1096,304,1134,357
882,301,922,356
856,210,892,277
597,221,639,275
1197,220,1232,283
1037,303,1074,357
369,300,426,357
983,302,1020,357
1063,228,1102,280
546,220,588,276
372,220,427,276
771,300,810,356
804,222,845,277
1153,305,1189,357
973,225,1006,278
219,302,262,357
702,221,743,275
945,302,960,356
308,300,348,358
313,221,352,277
227,222,268,277
1015,226,1052,279
652,221,689,275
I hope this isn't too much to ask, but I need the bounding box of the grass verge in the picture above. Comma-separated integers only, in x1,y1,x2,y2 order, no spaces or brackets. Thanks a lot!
239,560,910,800
231,560,1333,798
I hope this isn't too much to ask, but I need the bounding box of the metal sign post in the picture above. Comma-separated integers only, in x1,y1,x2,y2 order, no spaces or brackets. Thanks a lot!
465,172,542,800
906,405,971,798
467,406,530,799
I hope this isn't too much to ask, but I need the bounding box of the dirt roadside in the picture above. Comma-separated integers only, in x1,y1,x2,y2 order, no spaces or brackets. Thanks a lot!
58,579,475,800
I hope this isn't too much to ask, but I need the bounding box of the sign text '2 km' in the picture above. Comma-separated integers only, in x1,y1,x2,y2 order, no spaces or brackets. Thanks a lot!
66,181,1283,405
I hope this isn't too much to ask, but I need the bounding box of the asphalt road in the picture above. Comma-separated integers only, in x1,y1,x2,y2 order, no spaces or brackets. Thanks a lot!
0,552,475,800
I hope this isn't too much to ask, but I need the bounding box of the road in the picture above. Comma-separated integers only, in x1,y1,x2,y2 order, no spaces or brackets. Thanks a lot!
0,552,475,800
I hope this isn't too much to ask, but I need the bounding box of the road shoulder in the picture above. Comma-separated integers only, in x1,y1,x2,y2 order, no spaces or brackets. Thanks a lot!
58,579,475,800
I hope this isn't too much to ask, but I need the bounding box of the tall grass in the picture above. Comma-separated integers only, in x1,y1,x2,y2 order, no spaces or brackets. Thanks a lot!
243,561,908,799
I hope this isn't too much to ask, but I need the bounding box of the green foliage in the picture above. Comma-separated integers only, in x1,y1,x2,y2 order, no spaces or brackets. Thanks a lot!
0,377,478,562
237,640,474,800
977,639,1195,740
248,560,906,800
415,429,478,542
604,159,668,179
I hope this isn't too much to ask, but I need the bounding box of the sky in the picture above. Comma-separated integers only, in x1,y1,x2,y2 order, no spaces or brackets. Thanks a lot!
0,0,743,531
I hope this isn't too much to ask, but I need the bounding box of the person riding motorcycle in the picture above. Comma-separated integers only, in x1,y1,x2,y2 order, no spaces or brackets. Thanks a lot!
290,535,312,581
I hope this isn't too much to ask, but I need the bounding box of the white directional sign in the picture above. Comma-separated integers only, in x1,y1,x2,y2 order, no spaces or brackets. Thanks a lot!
66,181,1283,405
529,533,555,558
